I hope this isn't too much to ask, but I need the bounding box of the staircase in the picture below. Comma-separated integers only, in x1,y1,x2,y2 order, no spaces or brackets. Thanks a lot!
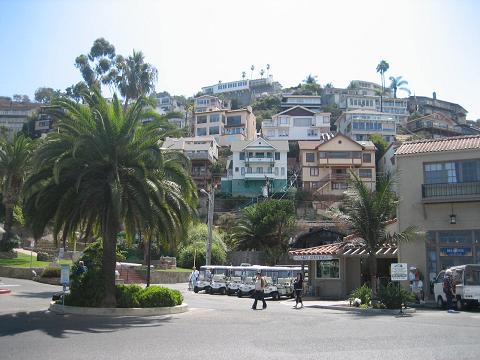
117,266,145,284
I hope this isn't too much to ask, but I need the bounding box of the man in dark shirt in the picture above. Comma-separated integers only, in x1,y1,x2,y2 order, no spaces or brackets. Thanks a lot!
443,269,456,312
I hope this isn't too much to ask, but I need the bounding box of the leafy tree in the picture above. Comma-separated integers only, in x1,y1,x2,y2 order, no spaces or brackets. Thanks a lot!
329,174,416,294
12,94,30,103
290,74,322,95
389,76,410,98
65,82,89,102
241,71,246,79
232,199,296,264
34,87,61,104
368,133,389,162
24,90,196,306
251,95,282,131
321,103,342,131
376,60,390,111
0,133,34,248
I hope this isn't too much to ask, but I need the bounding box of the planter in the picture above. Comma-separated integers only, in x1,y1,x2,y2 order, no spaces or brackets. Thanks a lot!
48,301,188,316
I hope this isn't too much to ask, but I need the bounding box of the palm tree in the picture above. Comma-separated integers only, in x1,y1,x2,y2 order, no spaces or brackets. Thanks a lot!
376,60,389,111
24,90,196,306
260,69,265,78
0,133,34,248
266,64,270,77
115,50,158,108
241,71,246,80
389,76,410,98
329,173,416,294
250,65,255,79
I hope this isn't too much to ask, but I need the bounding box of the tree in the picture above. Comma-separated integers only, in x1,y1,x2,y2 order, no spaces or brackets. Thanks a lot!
24,90,197,306
376,60,390,111
35,87,61,104
12,94,30,103
291,74,322,95
266,64,271,77
232,199,296,264
389,76,410,98
251,95,282,131
250,65,255,79
368,133,389,162
65,82,89,102
115,50,158,108
0,133,34,248
260,69,265,78
329,174,416,294
241,71,246,79
75,37,117,88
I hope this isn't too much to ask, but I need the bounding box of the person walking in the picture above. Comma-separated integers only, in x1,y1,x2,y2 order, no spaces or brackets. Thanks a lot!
252,270,267,310
293,273,304,309
189,267,199,291
443,269,456,313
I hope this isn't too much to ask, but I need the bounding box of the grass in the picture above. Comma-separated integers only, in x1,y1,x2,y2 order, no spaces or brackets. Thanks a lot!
0,253,72,268
153,267,191,273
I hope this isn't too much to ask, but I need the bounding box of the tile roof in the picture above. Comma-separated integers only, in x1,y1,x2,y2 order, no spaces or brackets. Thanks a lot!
289,241,397,257
396,135,480,155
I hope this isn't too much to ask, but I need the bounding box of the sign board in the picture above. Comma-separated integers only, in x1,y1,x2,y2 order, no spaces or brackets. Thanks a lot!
292,255,333,261
440,247,472,257
60,264,70,285
58,247,65,259
391,263,408,281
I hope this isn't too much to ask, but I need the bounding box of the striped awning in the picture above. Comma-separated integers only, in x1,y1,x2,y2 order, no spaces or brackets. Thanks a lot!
289,241,397,259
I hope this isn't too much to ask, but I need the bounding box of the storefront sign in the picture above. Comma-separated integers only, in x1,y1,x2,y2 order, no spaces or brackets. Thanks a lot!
391,263,408,281
440,247,472,257
60,264,70,285
292,255,333,261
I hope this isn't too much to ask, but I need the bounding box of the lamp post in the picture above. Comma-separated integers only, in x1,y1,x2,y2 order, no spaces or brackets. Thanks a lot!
200,188,214,266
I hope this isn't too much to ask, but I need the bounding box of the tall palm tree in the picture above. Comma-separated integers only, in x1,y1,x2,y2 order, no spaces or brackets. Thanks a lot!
266,64,270,77
260,69,265,78
0,133,34,248
24,90,196,306
241,71,246,80
329,173,415,294
115,50,158,108
250,65,255,79
389,76,410,98
376,60,389,111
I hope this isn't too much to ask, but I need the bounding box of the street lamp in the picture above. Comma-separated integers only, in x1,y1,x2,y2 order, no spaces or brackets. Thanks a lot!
200,188,214,266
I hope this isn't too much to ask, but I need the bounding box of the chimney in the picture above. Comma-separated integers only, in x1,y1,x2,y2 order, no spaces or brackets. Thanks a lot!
432,91,437,100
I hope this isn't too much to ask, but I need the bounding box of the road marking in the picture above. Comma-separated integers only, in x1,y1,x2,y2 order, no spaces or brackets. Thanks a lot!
0,284,21,287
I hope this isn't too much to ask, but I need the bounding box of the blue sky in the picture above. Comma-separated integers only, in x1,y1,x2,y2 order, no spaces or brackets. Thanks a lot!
1,0,479,119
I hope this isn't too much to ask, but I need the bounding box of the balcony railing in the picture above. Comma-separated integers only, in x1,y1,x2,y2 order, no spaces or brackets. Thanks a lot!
422,182,480,201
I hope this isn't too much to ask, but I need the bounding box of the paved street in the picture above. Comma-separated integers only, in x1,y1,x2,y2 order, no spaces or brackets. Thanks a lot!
1,277,480,360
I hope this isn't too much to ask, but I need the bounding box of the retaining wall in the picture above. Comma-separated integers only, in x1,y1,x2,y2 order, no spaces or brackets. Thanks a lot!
148,271,190,284
0,266,45,279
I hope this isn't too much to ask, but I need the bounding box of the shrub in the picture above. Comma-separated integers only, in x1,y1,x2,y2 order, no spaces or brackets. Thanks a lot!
115,284,142,308
0,236,19,252
350,284,372,306
37,252,52,262
42,267,61,278
378,283,416,309
138,286,183,307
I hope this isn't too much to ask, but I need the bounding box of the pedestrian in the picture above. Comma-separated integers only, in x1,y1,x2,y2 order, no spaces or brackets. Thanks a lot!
293,273,304,309
189,266,199,291
251,270,267,310
443,269,456,313
75,260,87,276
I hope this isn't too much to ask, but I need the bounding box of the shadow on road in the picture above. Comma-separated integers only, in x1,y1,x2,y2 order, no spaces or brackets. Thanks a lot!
14,291,59,299
0,310,172,338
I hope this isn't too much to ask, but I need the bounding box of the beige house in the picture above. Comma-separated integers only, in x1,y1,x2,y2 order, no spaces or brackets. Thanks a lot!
396,135,480,296
194,107,256,147
299,133,376,196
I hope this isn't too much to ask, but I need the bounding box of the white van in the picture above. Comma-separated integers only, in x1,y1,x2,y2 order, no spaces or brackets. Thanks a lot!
433,264,480,310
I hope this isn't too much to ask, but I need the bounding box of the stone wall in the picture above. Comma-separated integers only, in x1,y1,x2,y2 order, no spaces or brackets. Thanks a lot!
0,266,45,279
148,271,190,284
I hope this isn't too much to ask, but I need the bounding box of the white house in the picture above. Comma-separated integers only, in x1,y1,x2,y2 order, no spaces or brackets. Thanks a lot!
262,106,331,141
335,109,396,143
220,137,289,197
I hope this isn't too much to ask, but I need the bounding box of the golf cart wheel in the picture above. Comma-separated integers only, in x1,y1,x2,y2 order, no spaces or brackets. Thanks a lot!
237,291,242,298
436,296,444,309
194,287,199,293
273,292,280,301
220,287,226,295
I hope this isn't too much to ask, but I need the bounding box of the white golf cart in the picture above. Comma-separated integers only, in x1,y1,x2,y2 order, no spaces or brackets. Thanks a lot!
194,266,213,293
237,266,261,298
209,266,231,295
226,266,245,295
434,264,480,310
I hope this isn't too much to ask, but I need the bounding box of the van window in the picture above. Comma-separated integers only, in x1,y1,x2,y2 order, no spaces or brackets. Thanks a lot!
465,266,480,285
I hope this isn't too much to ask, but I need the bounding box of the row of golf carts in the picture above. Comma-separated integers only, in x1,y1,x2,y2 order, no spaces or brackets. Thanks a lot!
193,265,304,300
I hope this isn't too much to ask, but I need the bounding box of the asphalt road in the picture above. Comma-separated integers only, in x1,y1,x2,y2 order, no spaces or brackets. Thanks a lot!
1,277,480,360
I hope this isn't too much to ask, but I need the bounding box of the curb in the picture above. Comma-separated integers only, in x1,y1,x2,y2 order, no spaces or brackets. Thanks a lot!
48,301,189,316
0,288,11,295
306,304,416,314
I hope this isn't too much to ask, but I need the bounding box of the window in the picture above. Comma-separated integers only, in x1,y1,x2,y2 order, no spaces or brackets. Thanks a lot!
275,152,280,160
257,167,263,174
424,160,480,184
209,114,220,123
239,152,245,160
241,167,245,175
226,116,242,126
310,168,319,176
438,231,473,244
362,153,372,163
274,167,279,175
316,259,340,279
279,129,289,137
293,118,312,127
209,126,219,135
196,128,207,136
359,169,372,178
332,182,348,190
279,117,289,125
306,152,315,163
235,167,239,173
197,115,207,124
281,167,285,176
267,130,275,137
255,152,264,158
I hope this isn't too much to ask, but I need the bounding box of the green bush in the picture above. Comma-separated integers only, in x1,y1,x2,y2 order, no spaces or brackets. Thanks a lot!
350,284,372,306
178,243,226,269
115,284,142,308
138,286,183,307
0,236,19,252
42,267,61,278
378,283,416,309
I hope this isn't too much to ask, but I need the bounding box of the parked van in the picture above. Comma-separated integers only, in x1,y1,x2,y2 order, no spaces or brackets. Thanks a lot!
433,264,480,310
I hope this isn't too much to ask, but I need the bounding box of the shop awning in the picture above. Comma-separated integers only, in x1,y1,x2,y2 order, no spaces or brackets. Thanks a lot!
289,240,397,259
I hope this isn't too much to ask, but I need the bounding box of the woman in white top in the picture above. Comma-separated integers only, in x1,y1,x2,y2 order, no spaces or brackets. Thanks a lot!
251,271,267,310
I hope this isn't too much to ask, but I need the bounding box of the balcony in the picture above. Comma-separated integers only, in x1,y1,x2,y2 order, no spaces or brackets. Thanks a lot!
245,157,274,165
244,171,275,179
407,120,463,135
422,182,480,203
187,152,215,162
